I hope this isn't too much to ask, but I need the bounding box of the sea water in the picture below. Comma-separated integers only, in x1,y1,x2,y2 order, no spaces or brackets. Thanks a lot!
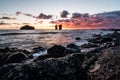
0,29,112,52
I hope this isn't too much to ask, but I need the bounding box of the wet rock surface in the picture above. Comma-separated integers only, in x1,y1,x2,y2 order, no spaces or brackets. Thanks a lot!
0,47,29,66
48,45,66,57
7,52,27,63
64,43,81,54
0,31,120,80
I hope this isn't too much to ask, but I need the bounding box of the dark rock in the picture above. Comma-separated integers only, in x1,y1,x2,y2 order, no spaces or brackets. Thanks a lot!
20,25,35,30
0,63,18,80
92,34,102,38
47,45,65,57
64,43,81,54
66,43,78,48
0,47,10,53
1,46,120,80
0,53,10,66
33,46,45,53
0,47,30,66
88,34,113,44
101,36,113,43
4,47,10,52
33,54,50,61
7,52,27,63
28,54,33,59
0,53,89,80
81,43,98,48
21,50,31,55
88,46,120,80
87,38,101,43
75,37,81,40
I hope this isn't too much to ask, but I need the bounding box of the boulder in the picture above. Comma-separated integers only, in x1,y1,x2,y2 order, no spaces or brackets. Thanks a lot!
0,47,30,66
64,43,80,54
101,36,113,43
0,53,89,80
0,47,10,53
33,46,45,53
47,45,65,57
33,54,50,61
1,46,120,80
75,37,81,40
0,53,10,66
7,52,27,63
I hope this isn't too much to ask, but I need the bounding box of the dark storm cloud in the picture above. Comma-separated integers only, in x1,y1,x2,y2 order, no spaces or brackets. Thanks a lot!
60,10,69,18
0,17,16,20
71,13,82,18
37,13,52,19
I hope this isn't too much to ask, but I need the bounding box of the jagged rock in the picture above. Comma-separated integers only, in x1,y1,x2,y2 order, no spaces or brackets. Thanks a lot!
0,63,18,80
0,53,89,80
64,43,80,54
88,46,120,80
92,34,102,38
75,37,81,40
81,43,98,48
101,36,113,43
1,46,120,80
47,45,65,57
28,54,33,59
33,54,50,61
7,52,27,63
21,50,31,55
100,42,115,48
0,47,10,53
0,47,30,66
0,53,10,66
32,46,45,53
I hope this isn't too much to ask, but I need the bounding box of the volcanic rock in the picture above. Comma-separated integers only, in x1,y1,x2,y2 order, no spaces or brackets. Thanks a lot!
7,52,27,63
47,45,65,57
20,25,35,30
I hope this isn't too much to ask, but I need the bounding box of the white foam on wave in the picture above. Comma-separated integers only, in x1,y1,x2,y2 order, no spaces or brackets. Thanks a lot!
33,50,47,58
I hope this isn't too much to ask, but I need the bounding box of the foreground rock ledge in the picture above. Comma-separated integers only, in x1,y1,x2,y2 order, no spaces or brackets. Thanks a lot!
0,46,120,80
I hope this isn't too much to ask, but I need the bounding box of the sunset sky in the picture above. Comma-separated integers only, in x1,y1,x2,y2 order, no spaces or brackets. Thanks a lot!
0,0,120,29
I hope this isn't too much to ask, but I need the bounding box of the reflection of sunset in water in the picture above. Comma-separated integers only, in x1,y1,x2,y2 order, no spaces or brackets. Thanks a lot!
0,29,113,51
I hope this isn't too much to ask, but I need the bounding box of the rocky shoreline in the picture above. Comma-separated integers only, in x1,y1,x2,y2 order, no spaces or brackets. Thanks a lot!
0,30,120,80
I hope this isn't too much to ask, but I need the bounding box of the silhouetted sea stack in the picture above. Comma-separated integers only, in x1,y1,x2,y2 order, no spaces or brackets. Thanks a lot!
20,25,35,30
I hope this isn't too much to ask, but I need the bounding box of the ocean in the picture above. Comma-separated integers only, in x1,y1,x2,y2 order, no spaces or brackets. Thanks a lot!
0,29,112,51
